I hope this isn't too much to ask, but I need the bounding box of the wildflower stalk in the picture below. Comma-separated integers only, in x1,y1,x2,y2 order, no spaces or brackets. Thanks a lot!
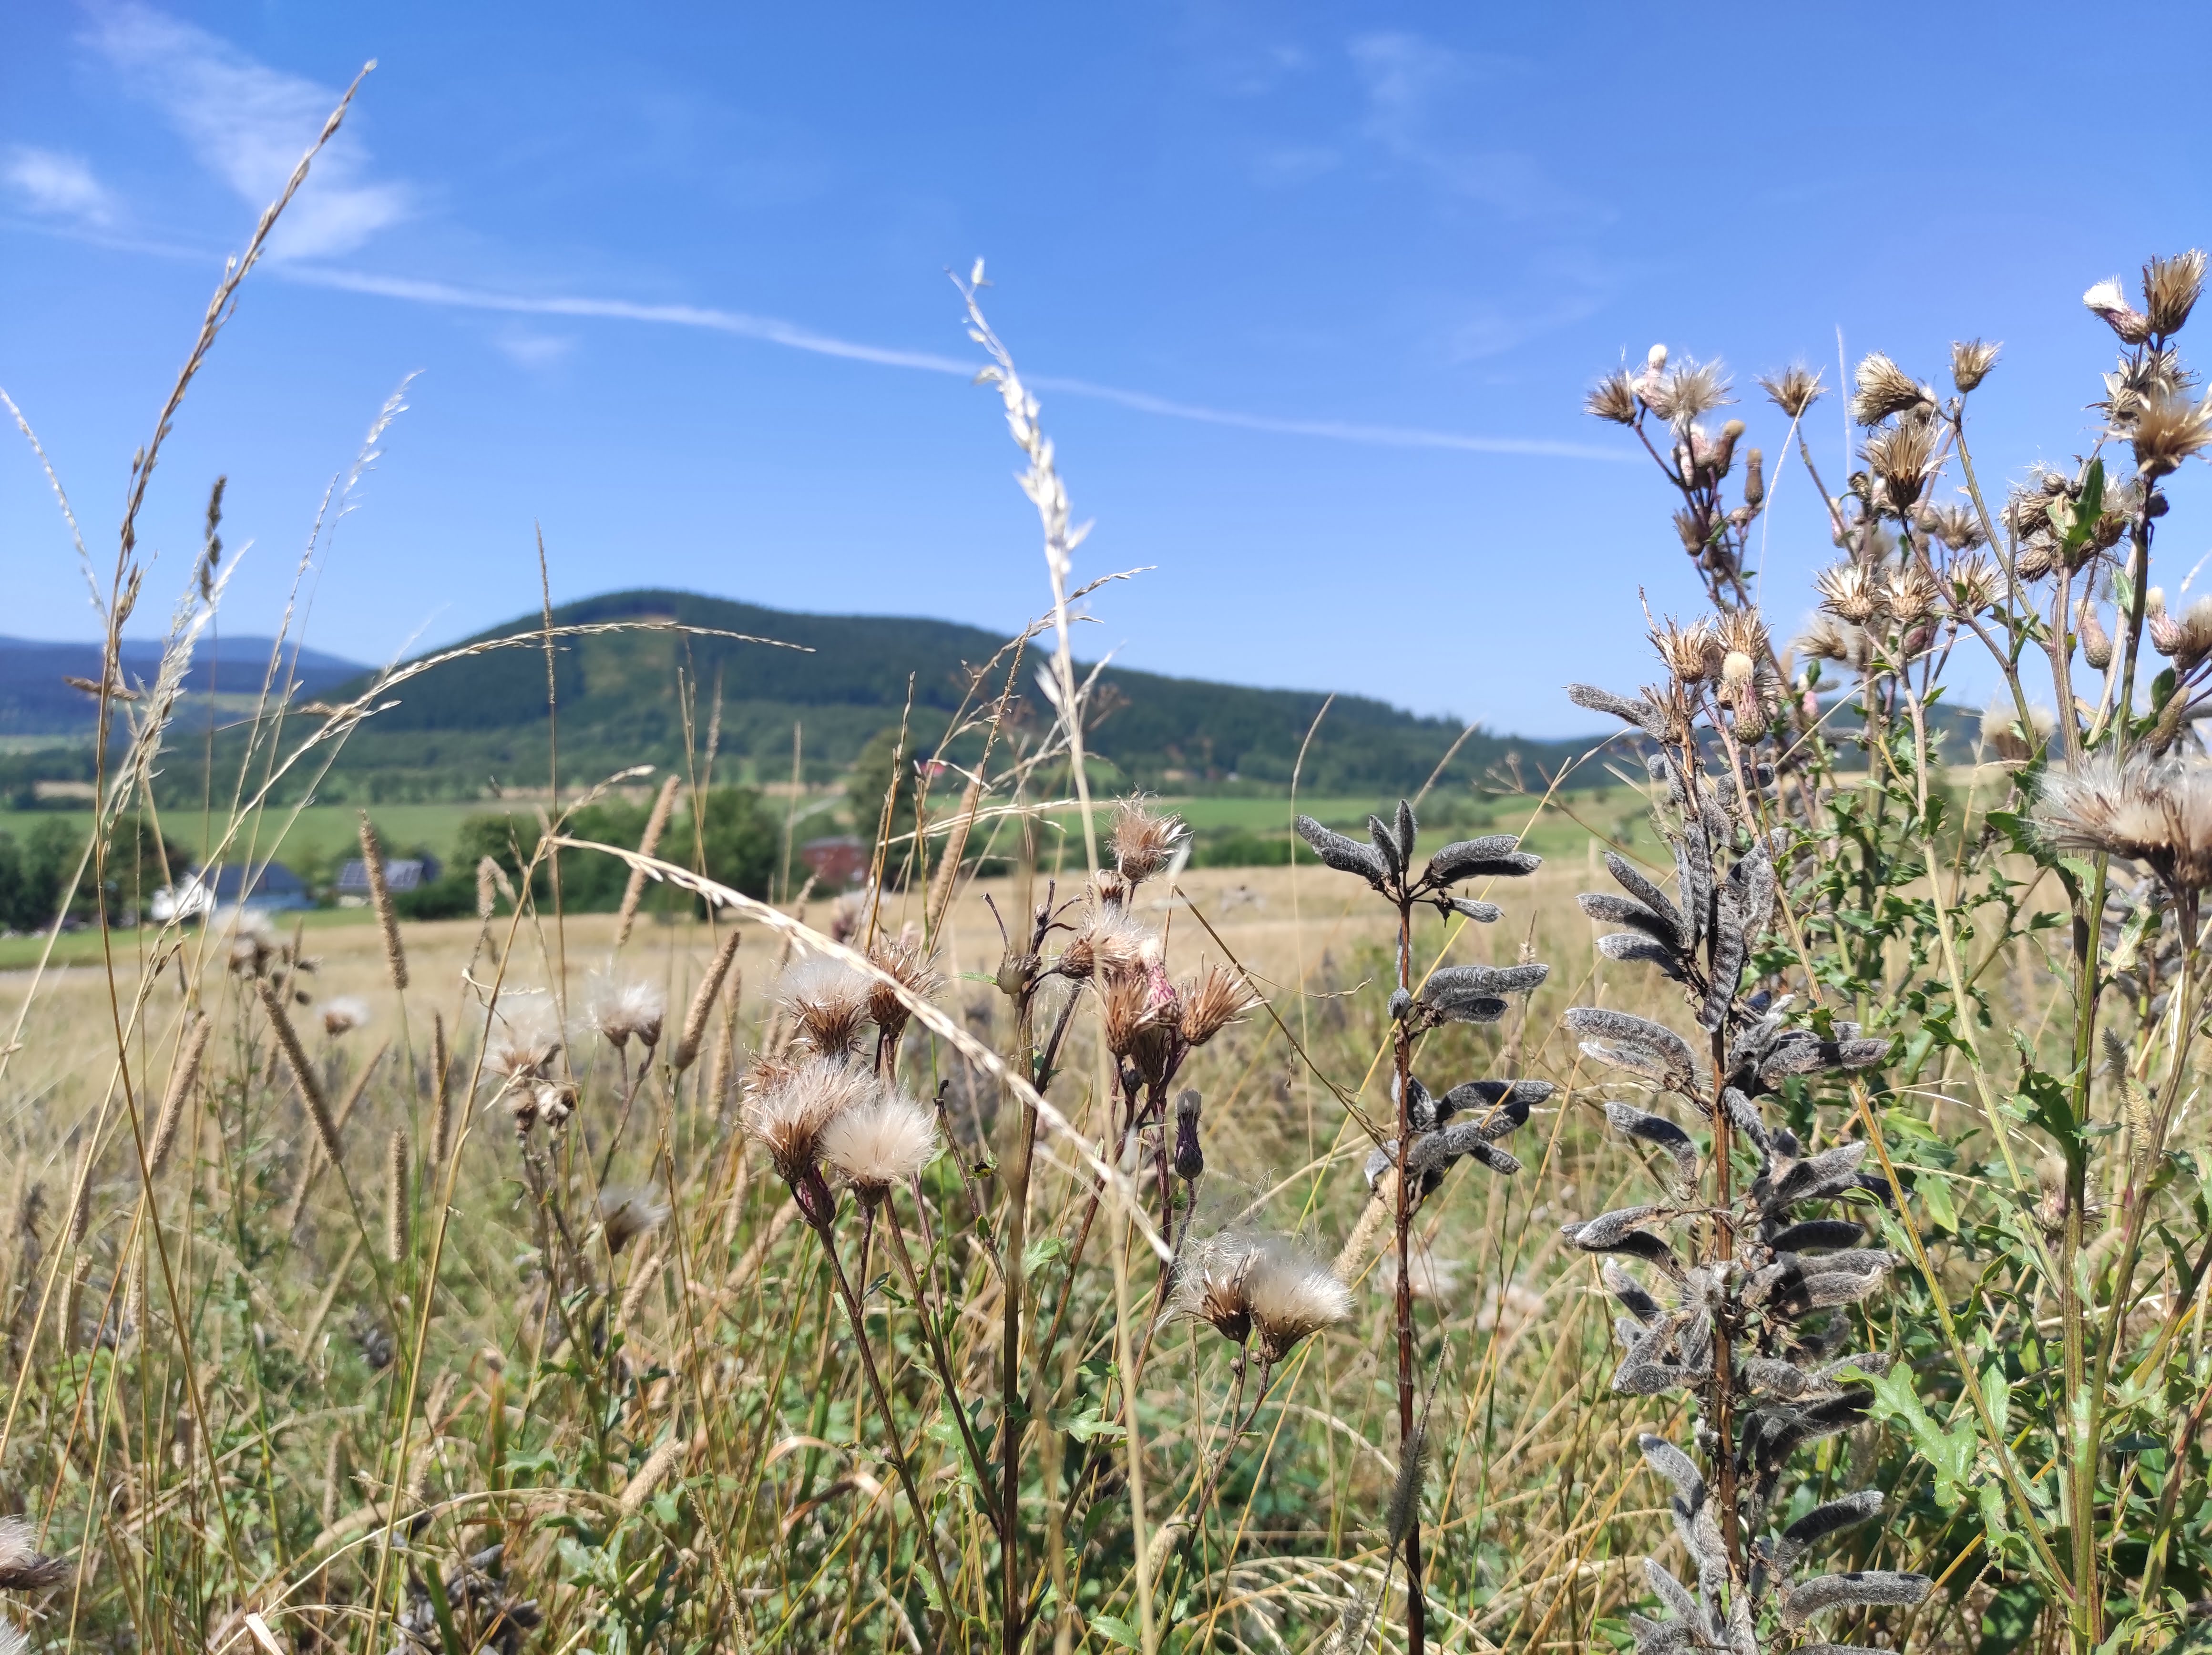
1388,898,1427,1655
880,1204,1002,1535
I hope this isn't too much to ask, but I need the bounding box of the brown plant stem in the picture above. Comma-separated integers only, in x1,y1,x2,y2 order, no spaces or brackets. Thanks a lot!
1391,897,1424,1655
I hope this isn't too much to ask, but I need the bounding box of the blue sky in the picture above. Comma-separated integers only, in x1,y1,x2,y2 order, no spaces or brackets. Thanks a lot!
3,2,2208,735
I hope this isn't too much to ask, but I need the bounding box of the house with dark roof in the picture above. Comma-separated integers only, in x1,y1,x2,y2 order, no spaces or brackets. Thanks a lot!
150,861,311,922
336,855,440,900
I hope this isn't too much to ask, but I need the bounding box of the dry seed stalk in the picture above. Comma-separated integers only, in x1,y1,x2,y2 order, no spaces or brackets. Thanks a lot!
429,1012,452,1170
149,1012,212,1176
385,1129,409,1264
358,810,408,992
672,928,742,1072
616,774,683,947
258,981,341,1164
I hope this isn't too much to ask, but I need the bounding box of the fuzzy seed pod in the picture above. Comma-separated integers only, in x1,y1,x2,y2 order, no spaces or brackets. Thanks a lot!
358,812,408,991
2078,597,2113,670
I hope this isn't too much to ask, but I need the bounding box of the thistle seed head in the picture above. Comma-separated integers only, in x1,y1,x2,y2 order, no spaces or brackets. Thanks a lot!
1949,337,2000,393
586,974,666,1051
2085,276,2152,344
1982,702,2055,765
1245,1242,1354,1362
2142,250,2207,337
1169,1232,1262,1345
2035,752,2212,893
1585,367,1642,425
1643,357,1732,430
1850,353,1933,425
1649,617,1721,686
1880,564,1941,628
864,934,942,1040
597,1184,672,1253
483,1000,563,1084
778,958,873,1058
1179,962,1260,1046
1758,364,1824,419
1109,797,1188,883
742,1056,875,1189
319,997,371,1038
2129,389,2212,480
1862,419,1940,512
1815,562,1881,626
818,1087,940,1200
1917,501,1985,550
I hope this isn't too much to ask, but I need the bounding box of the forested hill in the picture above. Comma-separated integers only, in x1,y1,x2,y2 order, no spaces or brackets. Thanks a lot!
316,589,1596,796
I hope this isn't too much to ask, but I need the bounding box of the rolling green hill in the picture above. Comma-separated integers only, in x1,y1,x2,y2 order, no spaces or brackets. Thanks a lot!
293,589,1600,802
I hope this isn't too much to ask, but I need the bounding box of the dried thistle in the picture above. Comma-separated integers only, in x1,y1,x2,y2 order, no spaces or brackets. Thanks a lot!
1982,701,2056,764
2035,753,2212,893
864,934,942,1043
482,999,563,1086
2143,250,2207,337
1918,500,1985,550
1245,1243,1354,1363
597,1184,671,1254
586,973,666,1052
1109,797,1189,882
1179,962,1260,1046
1758,364,1824,419
818,1089,940,1201
319,997,371,1039
1851,352,1933,425
1814,562,1880,626
1649,617,1722,686
1863,419,1939,511
2129,388,2212,480
1173,1088,1205,1180
2085,276,2153,344
1880,563,1941,628
0,1515,67,1592
1949,337,2000,393
2078,597,2114,670
1585,366,1642,425
1643,357,1732,429
742,1056,874,1196
358,811,408,992
1169,1232,1263,1345
778,957,872,1058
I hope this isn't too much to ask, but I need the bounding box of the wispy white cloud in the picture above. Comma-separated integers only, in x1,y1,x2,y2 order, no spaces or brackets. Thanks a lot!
2,146,116,226
278,263,1630,460
82,1,409,258
493,329,577,370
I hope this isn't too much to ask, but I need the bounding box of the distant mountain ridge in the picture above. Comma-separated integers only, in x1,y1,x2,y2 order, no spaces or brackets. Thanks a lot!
0,634,365,736
311,589,1595,796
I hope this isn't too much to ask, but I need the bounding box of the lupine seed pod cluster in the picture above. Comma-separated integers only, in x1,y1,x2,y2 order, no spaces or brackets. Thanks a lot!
1566,681,1925,1655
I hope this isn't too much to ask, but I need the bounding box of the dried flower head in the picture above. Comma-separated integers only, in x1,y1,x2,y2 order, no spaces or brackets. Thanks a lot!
1863,419,1940,511
226,910,280,978
1815,562,1881,625
742,1057,875,1189
1179,962,1260,1046
2143,250,2207,337
1981,701,2055,764
1058,905,1157,983
483,1000,563,1084
1851,353,1933,426
2036,753,2212,892
1110,797,1188,883
1098,970,1175,1061
1643,357,1732,429
1714,608,1770,661
0,1515,66,1591
1720,650,1756,689
2150,594,2212,668
1796,614,1864,667
586,974,666,1051
1945,553,2004,616
1170,1233,1262,1345
828,886,879,946
1759,364,1824,419
1649,617,1722,686
597,1184,671,1254
1950,337,2000,393
510,1078,574,1137
1245,1242,1354,1362
2130,388,2212,480
819,1088,940,1200
1881,564,1942,628
864,934,941,1041
319,997,370,1038
2085,277,2152,344
1918,501,1985,550
778,957,873,1057
1585,367,1642,425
